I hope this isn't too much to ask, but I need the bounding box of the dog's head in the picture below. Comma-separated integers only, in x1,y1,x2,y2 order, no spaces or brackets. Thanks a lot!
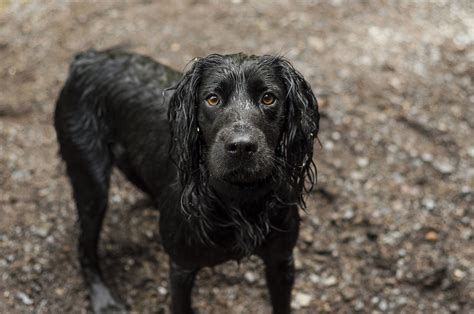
169,53,319,209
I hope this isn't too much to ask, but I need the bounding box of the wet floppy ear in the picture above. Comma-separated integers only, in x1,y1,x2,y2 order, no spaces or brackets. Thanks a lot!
275,58,320,201
168,60,202,187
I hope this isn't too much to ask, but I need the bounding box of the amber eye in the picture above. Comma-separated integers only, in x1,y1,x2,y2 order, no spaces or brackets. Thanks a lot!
261,93,276,106
206,94,220,106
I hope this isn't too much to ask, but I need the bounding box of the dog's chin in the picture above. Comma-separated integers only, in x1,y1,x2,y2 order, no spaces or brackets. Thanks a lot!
221,171,272,187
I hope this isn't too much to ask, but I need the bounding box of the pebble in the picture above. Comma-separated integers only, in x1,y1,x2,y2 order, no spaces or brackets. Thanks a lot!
322,276,338,287
421,153,433,162
55,288,65,296
453,269,465,280
294,255,303,270
310,274,319,283
292,292,312,309
425,231,438,241
449,303,460,312
16,291,33,305
357,157,369,167
111,194,121,204
244,271,257,283
325,140,334,150
422,198,436,210
434,161,455,174
343,209,355,220
341,286,356,300
467,147,474,158
354,299,365,311
157,286,168,295
33,225,49,238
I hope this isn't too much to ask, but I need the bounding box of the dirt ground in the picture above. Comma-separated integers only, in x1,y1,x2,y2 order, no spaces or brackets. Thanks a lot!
0,0,473,313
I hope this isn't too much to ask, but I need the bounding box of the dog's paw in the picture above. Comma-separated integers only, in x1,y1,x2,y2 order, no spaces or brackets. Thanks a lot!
93,301,127,314
90,283,127,314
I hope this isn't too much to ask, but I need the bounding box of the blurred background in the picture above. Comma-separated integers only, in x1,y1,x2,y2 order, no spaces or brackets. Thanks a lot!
0,0,472,313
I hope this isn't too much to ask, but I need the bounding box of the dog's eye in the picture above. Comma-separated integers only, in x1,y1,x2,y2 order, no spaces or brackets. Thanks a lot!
206,94,220,106
261,93,276,106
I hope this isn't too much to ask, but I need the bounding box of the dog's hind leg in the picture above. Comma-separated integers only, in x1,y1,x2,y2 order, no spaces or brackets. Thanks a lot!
59,133,126,313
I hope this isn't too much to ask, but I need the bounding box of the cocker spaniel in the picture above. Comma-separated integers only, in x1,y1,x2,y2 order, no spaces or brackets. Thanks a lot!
54,48,319,314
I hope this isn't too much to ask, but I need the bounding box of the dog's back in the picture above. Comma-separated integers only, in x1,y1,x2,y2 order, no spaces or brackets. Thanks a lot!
54,49,182,195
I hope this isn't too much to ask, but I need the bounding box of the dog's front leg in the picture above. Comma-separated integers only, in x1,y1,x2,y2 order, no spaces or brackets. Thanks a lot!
169,261,198,314
263,254,295,314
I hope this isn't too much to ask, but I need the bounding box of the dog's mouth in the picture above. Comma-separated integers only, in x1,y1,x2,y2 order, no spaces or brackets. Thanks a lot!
220,171,273,187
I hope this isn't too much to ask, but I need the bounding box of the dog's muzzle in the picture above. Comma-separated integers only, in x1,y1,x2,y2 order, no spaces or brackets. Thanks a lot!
224,133,258,159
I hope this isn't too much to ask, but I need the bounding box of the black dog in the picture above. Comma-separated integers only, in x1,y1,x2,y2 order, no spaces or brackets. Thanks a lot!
54,48,319,313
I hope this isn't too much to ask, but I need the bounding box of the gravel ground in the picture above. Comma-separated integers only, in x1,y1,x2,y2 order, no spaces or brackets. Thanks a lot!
0,0,473,313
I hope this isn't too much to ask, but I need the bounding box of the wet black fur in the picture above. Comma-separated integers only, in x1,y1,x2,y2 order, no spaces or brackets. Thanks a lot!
54,48,319,314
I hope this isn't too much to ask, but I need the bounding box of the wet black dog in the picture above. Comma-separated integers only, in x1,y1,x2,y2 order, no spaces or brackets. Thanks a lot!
54,48,319,313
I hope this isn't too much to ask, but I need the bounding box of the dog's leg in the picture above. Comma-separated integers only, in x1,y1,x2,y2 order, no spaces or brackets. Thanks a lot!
169,261,198,314
64,149,126,313
263,255,295,314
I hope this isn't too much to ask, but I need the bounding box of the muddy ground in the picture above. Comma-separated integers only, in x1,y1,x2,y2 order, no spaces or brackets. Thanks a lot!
0,0,473,313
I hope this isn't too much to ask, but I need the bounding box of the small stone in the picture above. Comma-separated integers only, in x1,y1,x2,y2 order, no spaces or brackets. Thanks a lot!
325,140,334,151
357,157,369,167
55,288,65,296
294,255,303,270
34,225,49,238
425,231,438,241
322,276,337,286
422,198,436,210
453,269,465,280
293,292,312,308
421,153,433,162
341,286,356,300
354,299,364,311
449,303,460,312
16,292,33,305
310,274,320,283
434,161,455,174
343,209,355,220
157,286,168,295
111,195,121,204
467,147,474,158
244,271,256,283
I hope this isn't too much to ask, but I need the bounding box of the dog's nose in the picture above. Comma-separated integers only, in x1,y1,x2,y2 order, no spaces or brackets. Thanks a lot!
225,135,258,156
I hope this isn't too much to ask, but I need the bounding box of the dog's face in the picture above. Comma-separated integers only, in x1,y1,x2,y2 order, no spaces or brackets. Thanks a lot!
169,54,319,203
196,55,286,184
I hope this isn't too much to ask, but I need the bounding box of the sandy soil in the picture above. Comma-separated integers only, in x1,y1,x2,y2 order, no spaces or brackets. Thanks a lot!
0,0,473,313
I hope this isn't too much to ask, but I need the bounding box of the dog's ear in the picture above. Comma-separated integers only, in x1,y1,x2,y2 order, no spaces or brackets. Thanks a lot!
275,58,320,202
168,60,203,190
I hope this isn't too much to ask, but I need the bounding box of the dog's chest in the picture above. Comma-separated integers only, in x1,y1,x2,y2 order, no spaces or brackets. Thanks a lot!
161,203,295,268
